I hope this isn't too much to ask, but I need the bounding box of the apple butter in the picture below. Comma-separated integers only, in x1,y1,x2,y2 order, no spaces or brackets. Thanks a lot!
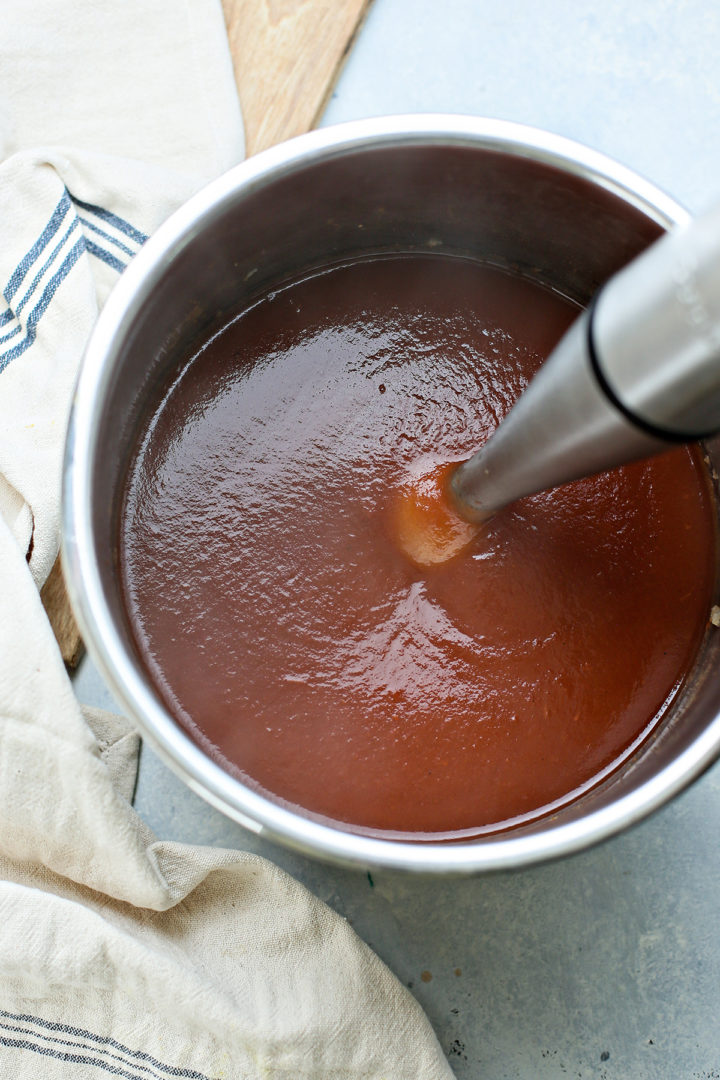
119,255,716,838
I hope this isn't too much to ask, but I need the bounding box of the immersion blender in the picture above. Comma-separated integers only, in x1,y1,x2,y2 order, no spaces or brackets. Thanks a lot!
449,202,720,523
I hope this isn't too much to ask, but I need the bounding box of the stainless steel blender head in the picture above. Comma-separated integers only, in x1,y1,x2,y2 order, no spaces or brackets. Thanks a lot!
450,202,720,523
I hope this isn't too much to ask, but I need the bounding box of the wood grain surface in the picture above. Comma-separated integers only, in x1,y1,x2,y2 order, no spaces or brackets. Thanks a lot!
41,555,84,669
223,0,371,156
43,0,369,667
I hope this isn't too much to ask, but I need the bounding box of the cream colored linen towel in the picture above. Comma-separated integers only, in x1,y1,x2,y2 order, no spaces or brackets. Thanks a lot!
0,3,454,1077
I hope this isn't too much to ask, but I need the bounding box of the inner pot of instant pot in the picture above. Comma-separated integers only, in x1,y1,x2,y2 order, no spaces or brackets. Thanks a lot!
63,118,720,871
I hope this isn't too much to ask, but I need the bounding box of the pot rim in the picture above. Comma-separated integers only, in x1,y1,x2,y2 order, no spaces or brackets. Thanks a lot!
63,114,719,873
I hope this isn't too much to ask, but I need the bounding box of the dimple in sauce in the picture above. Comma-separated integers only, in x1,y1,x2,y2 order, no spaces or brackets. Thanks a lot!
120,255,716,839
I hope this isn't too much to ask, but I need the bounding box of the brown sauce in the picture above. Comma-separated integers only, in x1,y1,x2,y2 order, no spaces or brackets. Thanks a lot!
119,255,716,839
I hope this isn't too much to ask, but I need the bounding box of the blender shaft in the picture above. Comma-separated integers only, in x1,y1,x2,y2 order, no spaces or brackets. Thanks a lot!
450,201,720,523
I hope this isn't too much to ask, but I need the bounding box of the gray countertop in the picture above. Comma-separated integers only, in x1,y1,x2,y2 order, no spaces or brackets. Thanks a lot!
75,3,720,1077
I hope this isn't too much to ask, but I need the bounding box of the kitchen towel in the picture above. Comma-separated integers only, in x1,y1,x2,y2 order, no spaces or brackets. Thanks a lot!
0,3,454,1077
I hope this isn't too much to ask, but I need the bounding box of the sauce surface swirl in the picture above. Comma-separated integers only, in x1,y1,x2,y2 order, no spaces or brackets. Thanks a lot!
120,256,716,838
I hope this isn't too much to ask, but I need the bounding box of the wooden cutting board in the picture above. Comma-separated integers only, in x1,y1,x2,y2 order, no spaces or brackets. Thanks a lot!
42,0,371,666
224,0,371,156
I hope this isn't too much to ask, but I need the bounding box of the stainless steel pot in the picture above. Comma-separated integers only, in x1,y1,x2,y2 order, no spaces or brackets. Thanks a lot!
62,116,720,872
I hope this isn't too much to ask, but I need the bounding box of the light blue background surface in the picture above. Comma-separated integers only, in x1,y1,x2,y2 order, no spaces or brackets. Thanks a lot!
76,3,720,1077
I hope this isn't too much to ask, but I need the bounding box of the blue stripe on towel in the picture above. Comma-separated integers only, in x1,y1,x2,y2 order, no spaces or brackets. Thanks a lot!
85,239,127,273
70,193,148,245
0,1034,151,1080
3,191,72,304
15,217,82,318
0,219,81,346
0,238,86,373
0,322,21,347
79,216,136,258
0,1011,218,1080
0,1020,182,1080
0,193,145,375
0,227,125,355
